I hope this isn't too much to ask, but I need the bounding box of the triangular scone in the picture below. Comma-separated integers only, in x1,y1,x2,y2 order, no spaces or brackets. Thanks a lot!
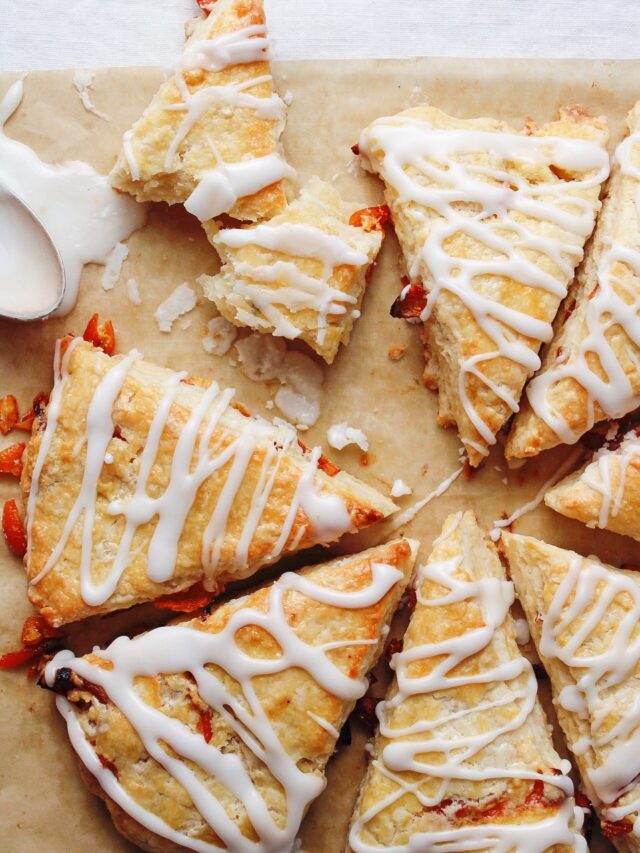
44,538,417,853
358,105,609,466
545,430,640,541
21,338,396,626
200,178,387,363
348,512,585,853
507,103,640,461
109,0,291,222
503,532,640,845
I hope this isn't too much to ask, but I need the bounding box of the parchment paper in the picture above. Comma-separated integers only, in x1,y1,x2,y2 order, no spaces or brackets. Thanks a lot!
2,58,640,852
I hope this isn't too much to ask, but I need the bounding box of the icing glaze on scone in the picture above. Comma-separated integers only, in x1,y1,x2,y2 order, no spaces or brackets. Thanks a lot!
504,533,640,841
22,339,396,624
521,127,640,446
359,106,609,464
44,541,416,852
201,178,386,363
110,0,291,222
349,512,585,852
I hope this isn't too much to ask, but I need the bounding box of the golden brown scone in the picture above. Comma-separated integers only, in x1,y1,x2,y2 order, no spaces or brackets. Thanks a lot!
347,511,584,853
507,102,640,460
358,104,609,466
200,178,387,364
502,531,640,849
545,429,640,541
45,538,418,853
21,338,397,626
109,0,290,222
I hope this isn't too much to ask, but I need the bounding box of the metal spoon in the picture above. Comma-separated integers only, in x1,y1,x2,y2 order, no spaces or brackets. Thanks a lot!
0,183,66,322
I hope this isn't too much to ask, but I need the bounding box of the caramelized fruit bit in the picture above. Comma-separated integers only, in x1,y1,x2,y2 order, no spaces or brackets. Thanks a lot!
21,614,63,648
348,204,390,233
390,281,427,320
154,582,212,613
354,695,379,732
0,648,37,669
0,443,26,478
2,499,27,556
351,143,360,156
0,395,19,434
198,709,214,743
601,819,633,838
97,753,120,778
83,313,116,355
16,391,49,432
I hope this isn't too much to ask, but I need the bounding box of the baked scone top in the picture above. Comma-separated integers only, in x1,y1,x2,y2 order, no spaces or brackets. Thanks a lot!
503,532,640,841
348,511,584,852
201,178,387,363
44,538,416,853
545,428,640,542
359,104,609,465
109,0,291,222
507,102,640,459
22,338,396,626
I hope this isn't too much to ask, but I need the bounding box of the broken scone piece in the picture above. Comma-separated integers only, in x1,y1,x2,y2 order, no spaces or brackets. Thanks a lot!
45,538,417,853
200,178,388,363
21,338,397,626
503,532,640,847
348,512,585,853
109,0,291,222
545,428,640,541
359,104,609,465
507,101,640,460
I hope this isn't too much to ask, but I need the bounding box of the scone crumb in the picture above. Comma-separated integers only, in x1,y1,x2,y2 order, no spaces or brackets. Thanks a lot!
388,344,407,361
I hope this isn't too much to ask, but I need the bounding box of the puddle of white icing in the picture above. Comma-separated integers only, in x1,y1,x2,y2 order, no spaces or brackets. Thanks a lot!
0,185,62,317
0,78,146,317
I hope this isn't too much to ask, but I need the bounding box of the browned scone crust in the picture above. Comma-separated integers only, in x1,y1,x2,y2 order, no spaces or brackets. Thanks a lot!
502,532,640,851
347,511,581,852
53,538,418,852
359,105,608,466
21,340,396,626
109,0,288,221
544,433,640,542
506,102,640,460
200,177,385,364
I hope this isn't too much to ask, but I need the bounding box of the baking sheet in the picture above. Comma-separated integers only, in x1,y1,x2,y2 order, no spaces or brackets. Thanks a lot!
2,57,640,852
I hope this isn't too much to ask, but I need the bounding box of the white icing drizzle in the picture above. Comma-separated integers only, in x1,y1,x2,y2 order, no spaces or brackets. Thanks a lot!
184,153,293,222
0,78,145,316
489,446,583,541
27,340,354,605
526,131,640,443
540,552,640,831
45,560,404,852
350,514,582,852
122,22,291,220
579,430,640,527
359,115,608,452
72,70,110,122
216,223,368,345
387,465,463,532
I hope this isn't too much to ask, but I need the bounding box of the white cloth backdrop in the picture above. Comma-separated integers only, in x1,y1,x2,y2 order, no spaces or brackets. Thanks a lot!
2,0,640,71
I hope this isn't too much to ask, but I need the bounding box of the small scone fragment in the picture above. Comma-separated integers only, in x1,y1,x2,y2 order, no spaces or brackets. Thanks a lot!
109,0,291,222
21,338,397,626
200,178,387,363
359,105,609,465
503,532,640,845
348,512,585,853
45,538,417,852
545,429,640,541
507,102,640,460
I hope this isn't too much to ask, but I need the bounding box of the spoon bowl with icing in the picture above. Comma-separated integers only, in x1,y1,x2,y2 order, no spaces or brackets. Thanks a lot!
0,183,66,322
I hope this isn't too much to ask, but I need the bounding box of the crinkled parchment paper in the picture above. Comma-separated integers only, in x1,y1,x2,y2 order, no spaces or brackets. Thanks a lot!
2,57,640,852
